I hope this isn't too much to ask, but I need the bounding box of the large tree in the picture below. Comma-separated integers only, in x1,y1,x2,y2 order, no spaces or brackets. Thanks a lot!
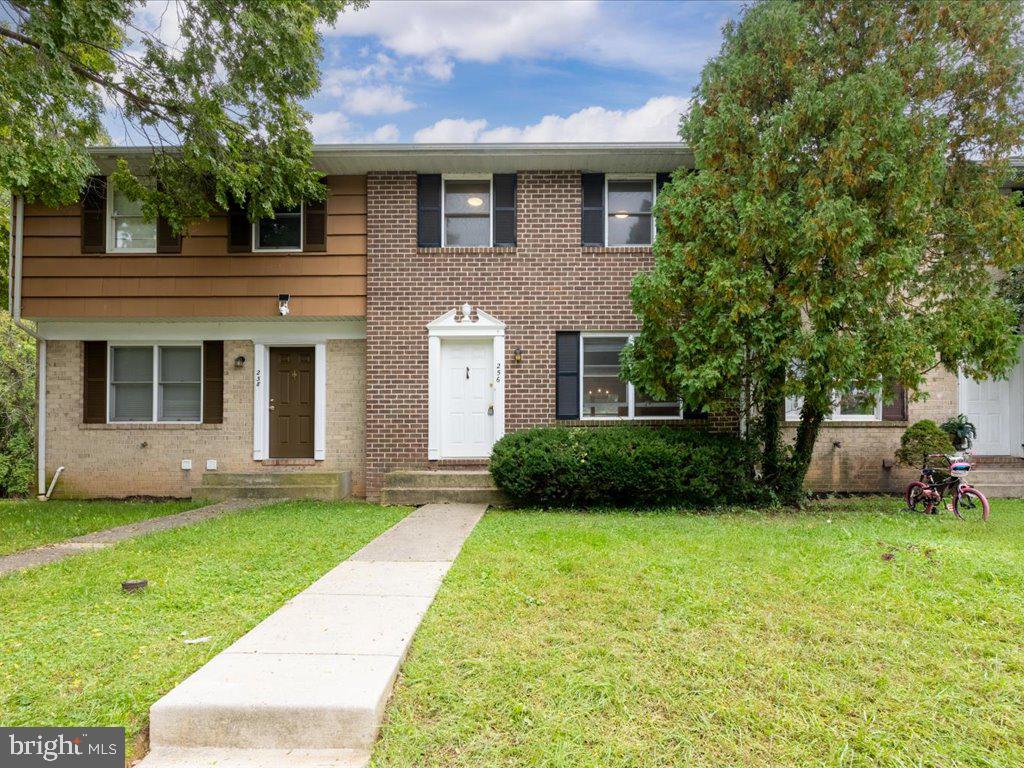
623,0,1024,503
0,0,362,228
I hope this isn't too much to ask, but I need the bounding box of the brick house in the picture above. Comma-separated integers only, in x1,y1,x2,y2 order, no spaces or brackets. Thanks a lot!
7,143,1019,501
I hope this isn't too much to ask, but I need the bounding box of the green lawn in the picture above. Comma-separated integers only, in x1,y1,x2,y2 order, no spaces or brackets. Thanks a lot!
0,499,201,556
373,498,1024,768
0,500,407,758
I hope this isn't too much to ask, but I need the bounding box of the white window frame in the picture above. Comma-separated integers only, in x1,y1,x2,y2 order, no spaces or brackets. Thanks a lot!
441,174,493,248
253,203,304,253
604,174,656,248
107,342,203,425
579,332,684,421
785,389,883,422
106,180,157,254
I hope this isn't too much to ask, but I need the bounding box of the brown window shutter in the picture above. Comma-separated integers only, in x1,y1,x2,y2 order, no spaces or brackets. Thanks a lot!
492,173,517,246
227,199,251,252
417,174,442,247
82,341,107,423
157,216,181,253
303,197,327,252
581,173,604,246
81,176,107,253
882,383,908,421
202,340,224,424
555,332,581,420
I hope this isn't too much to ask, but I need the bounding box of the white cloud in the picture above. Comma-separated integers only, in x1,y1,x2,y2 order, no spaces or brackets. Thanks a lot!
413,118,490,143
308,112,401,143
328,0,725,76
413,96,688,143
342,85,414,115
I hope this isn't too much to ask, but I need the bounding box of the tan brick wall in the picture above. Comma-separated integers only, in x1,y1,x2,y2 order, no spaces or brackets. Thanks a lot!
365,171,737,500
44,339,365,498
791,366,960,493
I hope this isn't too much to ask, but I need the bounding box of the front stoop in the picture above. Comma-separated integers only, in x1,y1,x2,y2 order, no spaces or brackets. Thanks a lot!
193,471,352,501
136,504,486,768
962,467,1024,498
381,469,508,506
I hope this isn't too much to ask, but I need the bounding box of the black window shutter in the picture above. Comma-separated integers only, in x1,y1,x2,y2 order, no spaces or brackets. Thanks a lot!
656,172,671,195
304,187,327,252
882,383,908,421
157,216,181,253
556,332,581,420
81,176,107,254
683,404,708,420
581,173,604,246
83,341,107,423
202,341,224,424
493,173,517,246
417,174,442,247
227,199,251,253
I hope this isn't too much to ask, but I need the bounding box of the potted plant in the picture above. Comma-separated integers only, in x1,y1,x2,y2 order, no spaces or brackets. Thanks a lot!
940,414,977,452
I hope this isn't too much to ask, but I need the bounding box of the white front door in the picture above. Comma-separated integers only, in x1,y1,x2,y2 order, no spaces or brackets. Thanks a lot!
440,339,494,458
960,343,1024,456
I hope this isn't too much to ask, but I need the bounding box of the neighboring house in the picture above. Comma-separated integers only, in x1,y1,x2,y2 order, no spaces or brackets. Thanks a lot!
5,143,1019,501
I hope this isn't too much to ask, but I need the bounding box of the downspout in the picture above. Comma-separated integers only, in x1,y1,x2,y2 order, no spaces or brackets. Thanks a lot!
8,194,52,498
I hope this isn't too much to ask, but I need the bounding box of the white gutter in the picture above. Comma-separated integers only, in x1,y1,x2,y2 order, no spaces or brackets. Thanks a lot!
8,194,50,498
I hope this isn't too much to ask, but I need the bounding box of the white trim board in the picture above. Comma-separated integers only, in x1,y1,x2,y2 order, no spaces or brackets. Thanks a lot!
36,319,366,342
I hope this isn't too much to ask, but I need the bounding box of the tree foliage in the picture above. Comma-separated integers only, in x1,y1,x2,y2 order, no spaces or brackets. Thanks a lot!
624,0,1024,502
0,0,363,229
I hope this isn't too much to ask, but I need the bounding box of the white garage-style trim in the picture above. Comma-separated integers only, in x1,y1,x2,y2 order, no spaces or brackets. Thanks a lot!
427,305,506,460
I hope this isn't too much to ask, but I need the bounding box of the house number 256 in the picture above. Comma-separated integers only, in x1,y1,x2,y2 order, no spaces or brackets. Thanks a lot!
495,362,502,384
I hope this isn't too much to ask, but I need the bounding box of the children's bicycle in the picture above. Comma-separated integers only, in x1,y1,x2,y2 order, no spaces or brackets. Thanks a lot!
905,453,989,521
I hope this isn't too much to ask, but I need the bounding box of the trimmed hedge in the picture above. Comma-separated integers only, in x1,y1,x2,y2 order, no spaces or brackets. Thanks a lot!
490,426,761,508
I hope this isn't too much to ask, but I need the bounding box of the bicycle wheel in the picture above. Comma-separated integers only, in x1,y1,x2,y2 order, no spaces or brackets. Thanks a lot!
953,487,990,522
905,481,928,512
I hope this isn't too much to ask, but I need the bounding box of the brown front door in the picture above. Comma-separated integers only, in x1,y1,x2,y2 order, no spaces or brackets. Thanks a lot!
269,347,315,458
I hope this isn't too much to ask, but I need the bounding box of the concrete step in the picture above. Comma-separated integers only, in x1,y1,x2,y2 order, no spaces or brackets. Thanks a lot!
969,483,1024,499
201,472,346,488
384,469,497,489
137,747,369,768
381,486,508,506
961,469,1024,481
193,485,342,502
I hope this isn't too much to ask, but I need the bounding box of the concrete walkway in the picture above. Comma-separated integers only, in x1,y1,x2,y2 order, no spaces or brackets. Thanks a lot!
137,503,486,768
0,499,264,577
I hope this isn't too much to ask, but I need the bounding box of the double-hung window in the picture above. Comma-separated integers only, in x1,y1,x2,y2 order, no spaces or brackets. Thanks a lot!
606,176,655,247
443,177,491,247
108,182,157,253
109,344,202,423
581,333,684,419
785,387,883,422
254,204,303,251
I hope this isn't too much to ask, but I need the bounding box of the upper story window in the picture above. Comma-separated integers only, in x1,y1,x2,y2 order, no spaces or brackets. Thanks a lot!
254,204,303,251
581,333,684,419
108,182,157,253
109,344,202,423
443,177,491,247
606,176,654,246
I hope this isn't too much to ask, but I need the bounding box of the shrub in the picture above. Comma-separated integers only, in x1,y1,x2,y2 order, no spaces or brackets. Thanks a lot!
895,420,954,467
0,312,35,497
490,426,762,508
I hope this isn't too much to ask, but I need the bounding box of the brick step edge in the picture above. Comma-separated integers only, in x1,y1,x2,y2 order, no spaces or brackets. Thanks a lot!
380,487,509,506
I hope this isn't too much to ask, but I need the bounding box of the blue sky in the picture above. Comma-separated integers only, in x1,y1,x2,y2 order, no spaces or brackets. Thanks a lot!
121,0,743,144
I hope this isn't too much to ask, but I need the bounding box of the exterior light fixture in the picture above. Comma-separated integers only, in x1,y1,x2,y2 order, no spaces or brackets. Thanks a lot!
278,293,291,316
513,346,523,363
234,355,246,369
467,196,484,207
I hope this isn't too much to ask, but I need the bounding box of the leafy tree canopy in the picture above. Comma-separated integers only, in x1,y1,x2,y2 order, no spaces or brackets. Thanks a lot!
0,0,363,231
623,0,1024,501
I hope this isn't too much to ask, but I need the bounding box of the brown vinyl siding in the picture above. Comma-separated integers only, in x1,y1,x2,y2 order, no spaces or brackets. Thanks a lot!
19,175,367,319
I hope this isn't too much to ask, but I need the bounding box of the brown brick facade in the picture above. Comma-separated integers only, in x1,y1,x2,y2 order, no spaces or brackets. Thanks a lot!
364,171,735,500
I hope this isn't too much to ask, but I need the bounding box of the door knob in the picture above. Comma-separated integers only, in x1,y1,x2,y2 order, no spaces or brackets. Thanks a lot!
269,405,275,411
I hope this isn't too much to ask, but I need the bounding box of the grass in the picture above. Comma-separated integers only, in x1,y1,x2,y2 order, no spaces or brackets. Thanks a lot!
0,500,407,759
372,498,1024,768
0,499,201,556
